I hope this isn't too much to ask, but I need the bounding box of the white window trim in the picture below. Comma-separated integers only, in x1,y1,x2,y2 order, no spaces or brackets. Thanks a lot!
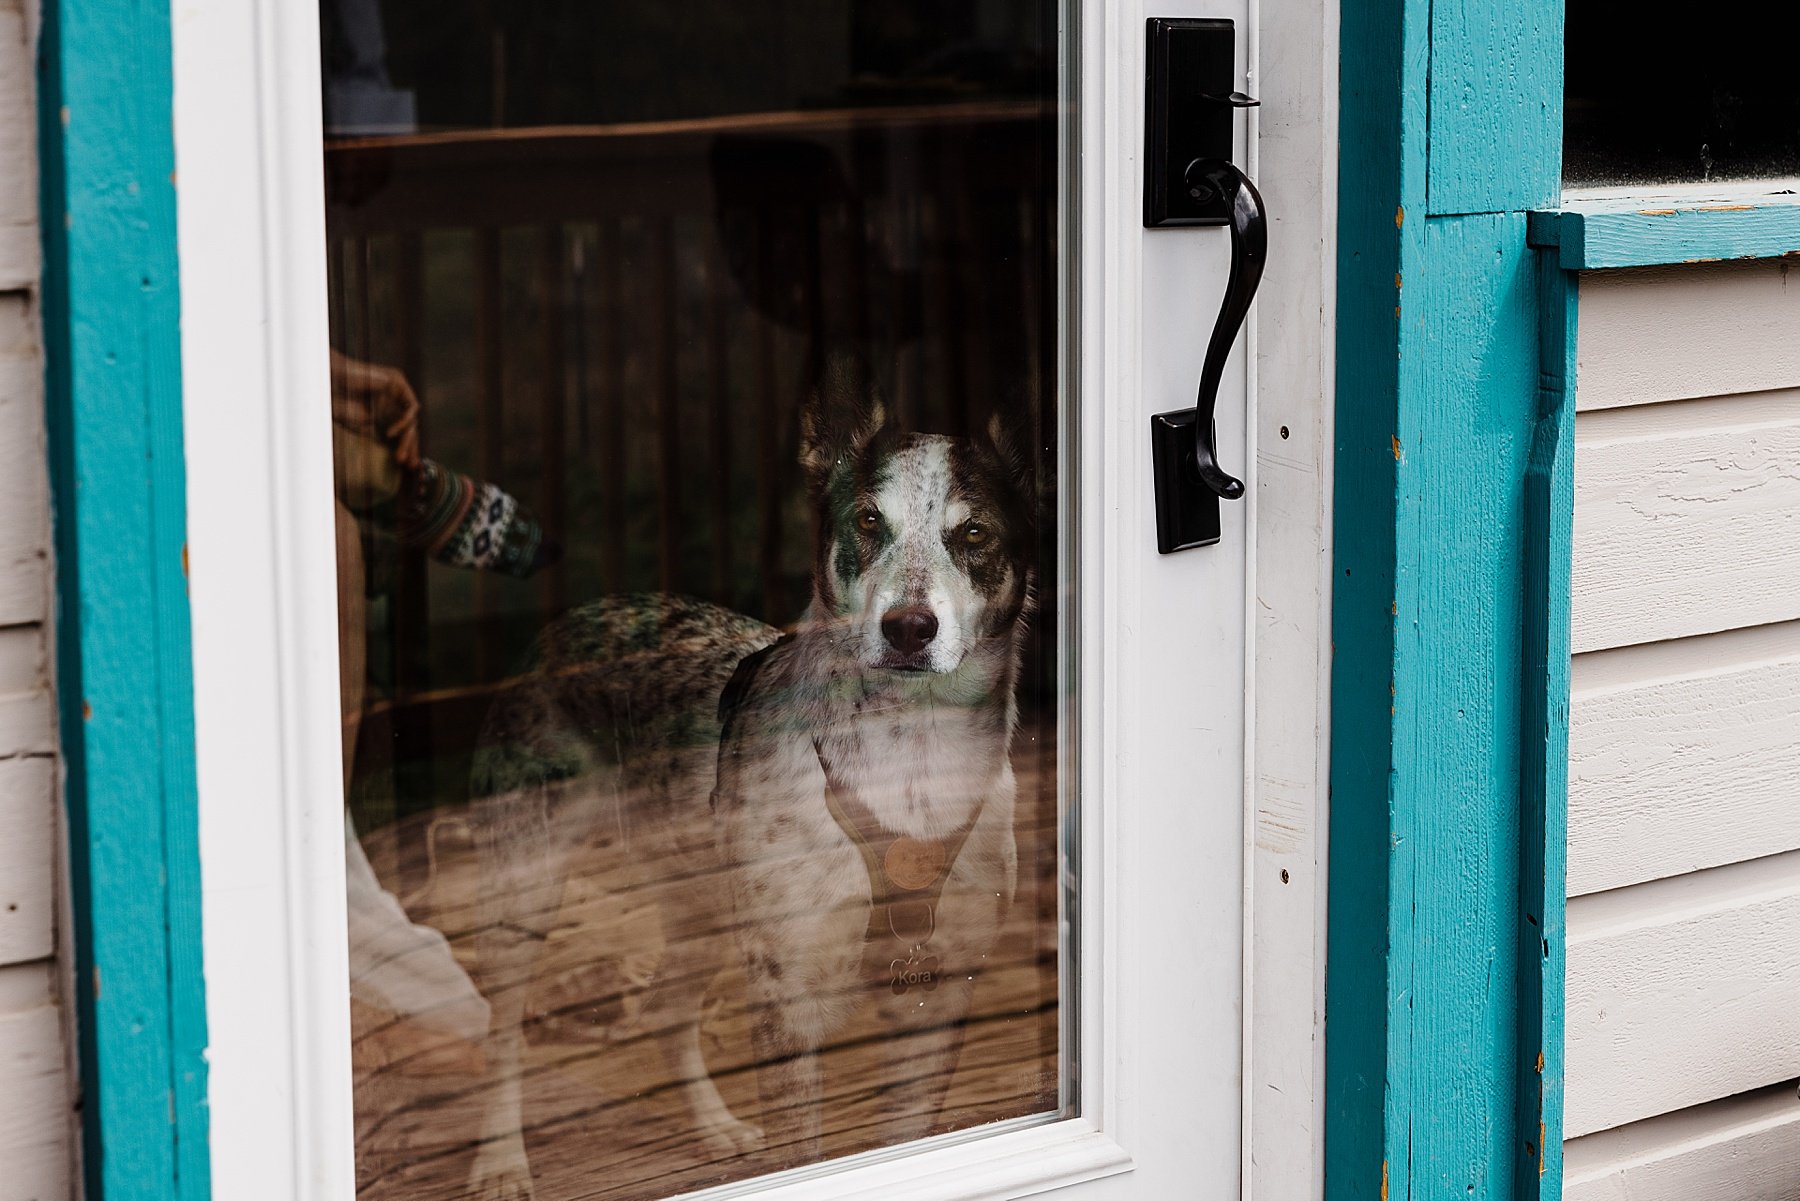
1562,177,1800,207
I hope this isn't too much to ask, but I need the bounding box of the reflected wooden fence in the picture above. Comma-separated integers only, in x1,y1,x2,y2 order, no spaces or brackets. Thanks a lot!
325,101,1058,835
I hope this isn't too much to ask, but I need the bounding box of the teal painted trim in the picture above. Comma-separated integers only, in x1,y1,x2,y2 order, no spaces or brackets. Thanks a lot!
1529,194,1800,269
1326,0,1569,1197
1323,0,1416,1194
37,0,211,1197
1427,0,1562,216
1514,253,1574,1201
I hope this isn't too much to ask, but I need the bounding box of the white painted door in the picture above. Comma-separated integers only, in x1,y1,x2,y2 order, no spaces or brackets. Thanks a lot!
171,0,1335,1197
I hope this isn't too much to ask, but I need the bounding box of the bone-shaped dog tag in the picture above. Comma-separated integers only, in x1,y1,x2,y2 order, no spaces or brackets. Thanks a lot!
890,953,940,995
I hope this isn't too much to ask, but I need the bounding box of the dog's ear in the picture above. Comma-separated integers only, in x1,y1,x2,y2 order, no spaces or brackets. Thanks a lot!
980,402,1042,545
800,356,888,489
982,403,1035,492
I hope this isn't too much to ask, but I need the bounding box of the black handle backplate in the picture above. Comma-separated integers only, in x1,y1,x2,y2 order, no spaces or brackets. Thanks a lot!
1144,18,1257,227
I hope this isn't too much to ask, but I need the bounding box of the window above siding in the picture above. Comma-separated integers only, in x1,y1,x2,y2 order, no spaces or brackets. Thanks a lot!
1565,4,1800,188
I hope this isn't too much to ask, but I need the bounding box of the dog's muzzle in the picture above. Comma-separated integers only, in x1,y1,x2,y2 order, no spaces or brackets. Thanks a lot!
880,606,938,669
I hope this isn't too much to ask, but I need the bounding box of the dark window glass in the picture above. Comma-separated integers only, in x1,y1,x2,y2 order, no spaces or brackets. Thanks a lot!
1565,4,1800,187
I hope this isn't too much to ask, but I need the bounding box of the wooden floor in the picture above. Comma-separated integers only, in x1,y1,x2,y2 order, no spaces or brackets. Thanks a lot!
349,753,1063,1201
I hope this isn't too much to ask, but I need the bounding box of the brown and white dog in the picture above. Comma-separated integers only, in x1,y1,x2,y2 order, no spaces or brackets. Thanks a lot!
464,361,1037,1199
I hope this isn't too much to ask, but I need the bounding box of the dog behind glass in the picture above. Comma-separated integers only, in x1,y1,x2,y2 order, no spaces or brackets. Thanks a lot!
463,359,1037,1199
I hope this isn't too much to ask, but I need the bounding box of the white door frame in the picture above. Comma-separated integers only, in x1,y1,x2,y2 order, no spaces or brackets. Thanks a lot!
1245,2,1337,1196
170,0,1334,1196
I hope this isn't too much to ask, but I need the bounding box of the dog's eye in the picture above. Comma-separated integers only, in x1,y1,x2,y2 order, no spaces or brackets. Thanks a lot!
963,522,988,546
857,509,882,533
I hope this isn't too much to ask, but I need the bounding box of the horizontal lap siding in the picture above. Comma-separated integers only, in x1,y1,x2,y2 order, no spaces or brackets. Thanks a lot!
1576,262,1800,411
1571,391,1800,653
1566,258,1800,1193
0,0,29,293
0,994,70,1201
1568,623,1800,895
1565,1084,1800,1201
1565,854,1800,1137
0,1,71,1198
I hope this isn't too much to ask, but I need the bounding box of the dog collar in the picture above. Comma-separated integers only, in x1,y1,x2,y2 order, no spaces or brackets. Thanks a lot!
812,738,986,996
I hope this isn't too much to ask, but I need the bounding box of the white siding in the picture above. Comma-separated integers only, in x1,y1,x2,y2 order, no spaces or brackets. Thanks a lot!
0,0,32,294
1577,261,1800,412
1566,1085,1800,1201
1572,393,1800,653
0,0,72,1198
1568,623,1800,895
1566,258,1800,1193
1566,853,1800,1138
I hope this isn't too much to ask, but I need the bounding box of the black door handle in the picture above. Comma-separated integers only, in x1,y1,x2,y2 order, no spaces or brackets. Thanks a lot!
1144,17,1264,552
1150,158,1267,552
1185,158,1265,502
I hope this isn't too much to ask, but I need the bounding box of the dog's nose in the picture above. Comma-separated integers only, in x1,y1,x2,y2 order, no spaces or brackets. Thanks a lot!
881,606,939,655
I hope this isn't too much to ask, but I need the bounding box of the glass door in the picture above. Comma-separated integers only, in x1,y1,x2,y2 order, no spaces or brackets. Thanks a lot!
322,4,1074,1196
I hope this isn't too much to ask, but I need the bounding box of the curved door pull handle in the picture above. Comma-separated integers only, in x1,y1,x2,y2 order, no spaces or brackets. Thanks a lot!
1144,17,1264,552
1150,158,1267,553
1187,158,1265,502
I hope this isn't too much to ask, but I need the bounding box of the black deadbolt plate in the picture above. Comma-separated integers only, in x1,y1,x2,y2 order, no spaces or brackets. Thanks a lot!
1144,17,1237,227
1151,408,1222,552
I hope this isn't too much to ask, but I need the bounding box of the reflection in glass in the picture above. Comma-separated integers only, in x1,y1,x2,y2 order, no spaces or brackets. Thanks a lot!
322,3,1069,1198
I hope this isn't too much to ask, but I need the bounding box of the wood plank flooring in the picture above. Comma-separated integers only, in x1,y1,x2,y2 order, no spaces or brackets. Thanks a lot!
349,753,1062,1201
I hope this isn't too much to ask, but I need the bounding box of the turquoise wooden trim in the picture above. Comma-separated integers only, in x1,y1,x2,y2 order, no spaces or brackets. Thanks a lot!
1325,0,1571,1197
1514,251,1574,1200
1528,194,1800,269
1323,0,1411,1188
1426,0,1562,216
37,0,211,1197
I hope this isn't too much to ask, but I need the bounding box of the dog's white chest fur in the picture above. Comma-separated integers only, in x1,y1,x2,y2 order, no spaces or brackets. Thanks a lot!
821,692,1007,840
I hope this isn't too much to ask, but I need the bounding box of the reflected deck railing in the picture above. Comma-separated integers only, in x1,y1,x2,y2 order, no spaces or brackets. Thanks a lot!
325,101,1058,836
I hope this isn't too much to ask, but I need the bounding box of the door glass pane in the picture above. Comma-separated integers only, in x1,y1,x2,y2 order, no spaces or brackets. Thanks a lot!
320,2,1073,1197
1565,2,1800,188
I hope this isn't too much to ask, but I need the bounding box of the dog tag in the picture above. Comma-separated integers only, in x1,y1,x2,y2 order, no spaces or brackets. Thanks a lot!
884,837,946,891
890,952,940,995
